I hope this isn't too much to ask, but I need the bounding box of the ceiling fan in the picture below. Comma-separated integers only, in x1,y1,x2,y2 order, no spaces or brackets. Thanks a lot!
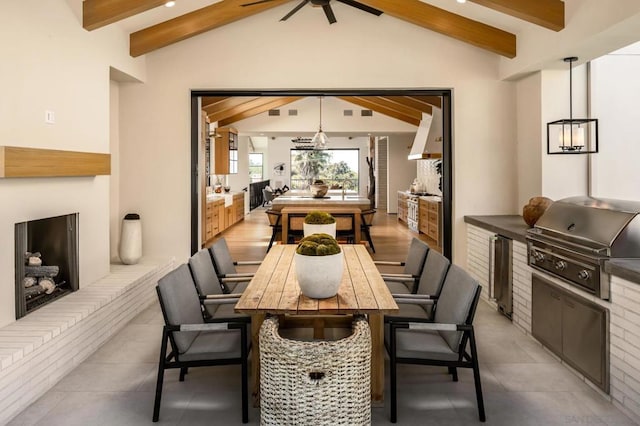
241,0,383,25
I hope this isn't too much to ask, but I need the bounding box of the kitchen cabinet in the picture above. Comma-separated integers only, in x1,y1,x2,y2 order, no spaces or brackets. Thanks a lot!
213,126,238,175
532,274,609,392
419,198,441,247
233,193,245,223
203,198,224,245
397,192,408,224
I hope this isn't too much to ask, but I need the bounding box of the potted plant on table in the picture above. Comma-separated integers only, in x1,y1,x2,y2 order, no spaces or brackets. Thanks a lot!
294,233,344,299
303,210,336,238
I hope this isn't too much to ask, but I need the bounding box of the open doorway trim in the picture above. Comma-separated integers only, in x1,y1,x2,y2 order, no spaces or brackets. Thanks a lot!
190,89,453,260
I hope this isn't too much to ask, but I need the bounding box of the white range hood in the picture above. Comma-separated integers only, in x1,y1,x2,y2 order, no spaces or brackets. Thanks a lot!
408,108,443,160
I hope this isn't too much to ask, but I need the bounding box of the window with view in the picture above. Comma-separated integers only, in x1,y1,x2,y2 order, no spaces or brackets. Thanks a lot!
249,153,263,183
290,149,359,192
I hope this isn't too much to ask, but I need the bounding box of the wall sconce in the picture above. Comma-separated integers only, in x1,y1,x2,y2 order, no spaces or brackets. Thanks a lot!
547,57,598,154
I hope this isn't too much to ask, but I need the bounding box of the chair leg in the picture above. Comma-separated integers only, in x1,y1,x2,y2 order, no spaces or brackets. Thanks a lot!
469,330,486,422
267,229,277,253
390,328,398,423
365,227,375,253
179,367,188,382
152,330,169,422
449,366,458,382
241,325,249,424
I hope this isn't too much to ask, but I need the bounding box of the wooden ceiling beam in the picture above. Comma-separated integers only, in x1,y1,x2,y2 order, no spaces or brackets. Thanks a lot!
130,0,291,57
354,0,516,58
201,97,230,109
208,97,273,124
469,0,564,31
338,97,420,126
83,0,166,31
217,97,303,127
364,97,425,120
376,96,433,116
405,95,442,109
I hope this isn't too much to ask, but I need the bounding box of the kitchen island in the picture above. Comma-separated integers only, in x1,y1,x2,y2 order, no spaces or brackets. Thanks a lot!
271,194,371,212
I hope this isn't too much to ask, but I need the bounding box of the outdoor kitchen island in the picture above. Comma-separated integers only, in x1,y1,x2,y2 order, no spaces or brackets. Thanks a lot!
465,214,640,424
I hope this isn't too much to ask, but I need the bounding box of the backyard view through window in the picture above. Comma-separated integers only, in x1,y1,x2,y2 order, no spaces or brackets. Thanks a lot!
249,153,263,183
290,149,358,192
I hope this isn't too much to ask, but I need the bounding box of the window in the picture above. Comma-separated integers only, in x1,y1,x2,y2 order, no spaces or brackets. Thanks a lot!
290,149,359,192
249,153,263,183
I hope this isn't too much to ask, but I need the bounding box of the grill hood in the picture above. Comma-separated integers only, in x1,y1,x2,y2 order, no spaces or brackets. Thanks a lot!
533,196,640,256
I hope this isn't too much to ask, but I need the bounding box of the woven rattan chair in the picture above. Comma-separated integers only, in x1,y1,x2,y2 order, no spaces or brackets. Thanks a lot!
376,237,429,294
386,265,485,423
209,238,261,293
259,316,372,426
360,209,376,252
153,264,249,423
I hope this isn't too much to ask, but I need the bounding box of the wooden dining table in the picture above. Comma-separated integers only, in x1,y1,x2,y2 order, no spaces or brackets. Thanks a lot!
235,244,398,406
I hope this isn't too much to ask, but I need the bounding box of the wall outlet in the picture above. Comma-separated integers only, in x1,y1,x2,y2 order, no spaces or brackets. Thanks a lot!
45,110,55,124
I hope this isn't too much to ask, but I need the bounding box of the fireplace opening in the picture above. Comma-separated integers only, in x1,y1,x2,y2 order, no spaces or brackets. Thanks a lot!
15,213,79,319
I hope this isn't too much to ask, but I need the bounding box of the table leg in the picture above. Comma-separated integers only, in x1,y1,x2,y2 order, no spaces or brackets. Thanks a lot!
281,213,289,244
354,213,362,244
250,313,265,407
369,313,384,404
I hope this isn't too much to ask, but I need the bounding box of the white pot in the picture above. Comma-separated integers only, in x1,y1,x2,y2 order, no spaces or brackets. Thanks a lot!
294,251,344,299
303,222,336,238
119,214,142,265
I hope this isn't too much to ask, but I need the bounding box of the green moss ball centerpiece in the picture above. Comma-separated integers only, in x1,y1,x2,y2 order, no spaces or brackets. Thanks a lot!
303,210,336,238
294,233,344,299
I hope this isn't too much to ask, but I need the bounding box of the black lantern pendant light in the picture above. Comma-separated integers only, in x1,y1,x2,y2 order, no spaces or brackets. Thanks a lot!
547,57,598,154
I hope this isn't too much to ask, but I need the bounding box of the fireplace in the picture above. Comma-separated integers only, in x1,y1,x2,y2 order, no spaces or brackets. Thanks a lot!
14,213,79,319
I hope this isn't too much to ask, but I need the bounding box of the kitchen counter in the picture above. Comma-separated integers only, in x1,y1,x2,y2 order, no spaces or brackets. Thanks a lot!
271,195,371,212
605,259,640,285
464,215,530,243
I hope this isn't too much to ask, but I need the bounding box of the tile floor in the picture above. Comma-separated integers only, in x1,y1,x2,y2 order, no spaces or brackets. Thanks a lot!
8,210,638,425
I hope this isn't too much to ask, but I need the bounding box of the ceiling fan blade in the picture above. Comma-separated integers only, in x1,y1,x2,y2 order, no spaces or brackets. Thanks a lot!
241,0,274,6
281,0,309,21
335,0,383,16
323,4,337,24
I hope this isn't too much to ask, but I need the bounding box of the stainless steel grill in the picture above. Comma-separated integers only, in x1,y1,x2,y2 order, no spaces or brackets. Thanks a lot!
526,196,640,300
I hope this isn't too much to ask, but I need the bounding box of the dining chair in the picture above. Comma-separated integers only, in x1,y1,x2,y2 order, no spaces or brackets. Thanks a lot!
386,265,485,423
188,249,246,320
153,264,249,423
376,237,429,294
262,188,274,207
360,209,376,252
333,212,356,244
386,249,451,319
265,210,282,253
209,238,261,293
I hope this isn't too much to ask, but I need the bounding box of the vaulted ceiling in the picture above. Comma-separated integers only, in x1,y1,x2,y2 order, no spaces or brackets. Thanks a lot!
84,0,564,126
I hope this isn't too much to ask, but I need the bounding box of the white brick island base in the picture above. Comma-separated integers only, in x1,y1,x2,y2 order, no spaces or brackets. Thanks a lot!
0,258,174,425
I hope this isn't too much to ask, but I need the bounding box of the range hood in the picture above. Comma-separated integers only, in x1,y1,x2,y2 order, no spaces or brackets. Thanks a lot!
408,108,443,160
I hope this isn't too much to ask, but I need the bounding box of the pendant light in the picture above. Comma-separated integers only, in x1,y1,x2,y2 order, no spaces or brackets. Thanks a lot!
311,96,329,150
547,57,598,154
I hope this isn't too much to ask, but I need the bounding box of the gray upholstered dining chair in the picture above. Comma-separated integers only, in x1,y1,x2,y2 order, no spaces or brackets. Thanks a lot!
386,249,451,319
376,237,429,294
188,249,246,320
209,238,261,293
386,265,485,423
262,188,275,207
153,264,249,423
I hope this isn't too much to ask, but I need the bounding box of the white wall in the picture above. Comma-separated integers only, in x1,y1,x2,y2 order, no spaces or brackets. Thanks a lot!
0,1,144,327
118,5,518,268
387,134,416,214
516,73,543,210
109,81,120,262
590,50,640,201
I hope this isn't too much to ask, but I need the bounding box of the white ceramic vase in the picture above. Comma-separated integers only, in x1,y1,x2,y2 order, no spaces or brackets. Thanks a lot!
119,213,142,265
303,222,336,238
294,251,344,299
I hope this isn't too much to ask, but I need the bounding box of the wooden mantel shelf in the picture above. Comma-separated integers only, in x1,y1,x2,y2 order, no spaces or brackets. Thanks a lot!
0,146,111,178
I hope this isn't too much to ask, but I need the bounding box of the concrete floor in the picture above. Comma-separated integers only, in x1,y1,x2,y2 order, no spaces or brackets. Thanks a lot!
8,210,638,425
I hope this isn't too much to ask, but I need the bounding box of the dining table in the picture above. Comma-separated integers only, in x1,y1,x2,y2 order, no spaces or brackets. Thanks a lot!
280,206,363,244
234,244,399,406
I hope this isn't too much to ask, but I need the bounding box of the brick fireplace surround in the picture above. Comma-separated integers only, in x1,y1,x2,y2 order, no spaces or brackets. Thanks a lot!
0,258,174,424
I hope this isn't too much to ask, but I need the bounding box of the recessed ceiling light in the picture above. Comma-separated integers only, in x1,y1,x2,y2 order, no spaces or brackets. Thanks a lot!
165,1,176,7
457,0,466,3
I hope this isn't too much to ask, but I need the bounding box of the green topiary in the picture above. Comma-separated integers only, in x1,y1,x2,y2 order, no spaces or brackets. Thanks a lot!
304,210,336,224
295,233,341,256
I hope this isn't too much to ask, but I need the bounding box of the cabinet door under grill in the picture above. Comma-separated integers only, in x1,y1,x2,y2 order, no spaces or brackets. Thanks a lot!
532,277,563,355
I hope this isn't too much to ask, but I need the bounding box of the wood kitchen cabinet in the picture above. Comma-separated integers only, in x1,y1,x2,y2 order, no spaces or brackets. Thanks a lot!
419,198,441,247
213,126,238,175
233,193,245,223
203,198,224,245
397,192,408,224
